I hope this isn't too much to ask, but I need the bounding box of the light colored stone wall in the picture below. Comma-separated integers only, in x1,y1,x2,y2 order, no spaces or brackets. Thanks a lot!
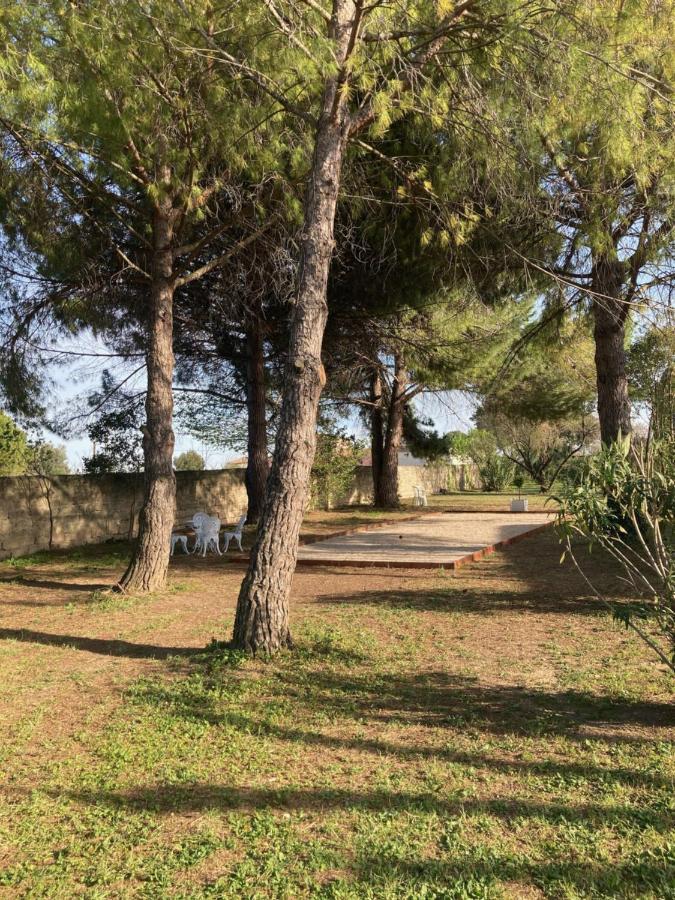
342,462,477,505
0,469,247,560
0,461,476,559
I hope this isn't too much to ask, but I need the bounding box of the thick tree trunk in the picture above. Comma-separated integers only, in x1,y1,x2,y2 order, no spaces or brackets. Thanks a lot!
375,352,406,508
244,318,269,524
592,256,631,446
118,205,176,593
231,5,357,653
369,367,384,503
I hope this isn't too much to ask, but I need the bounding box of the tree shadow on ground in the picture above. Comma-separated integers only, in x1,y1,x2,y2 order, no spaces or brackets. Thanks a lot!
127,672,675,789
0,576,112,594
15,782,670,898
314,586,609,615
0,627,197,659
46,783,674,834
145,666,675,735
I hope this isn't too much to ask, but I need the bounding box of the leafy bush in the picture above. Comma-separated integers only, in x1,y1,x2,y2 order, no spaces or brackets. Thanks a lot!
478,454,514,492
557,437,675,674
310,425,365,510
457,429,514,492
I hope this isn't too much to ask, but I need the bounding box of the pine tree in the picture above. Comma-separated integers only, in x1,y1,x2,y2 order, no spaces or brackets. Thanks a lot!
0,1,291,590
220,0,556,651
507,1,675,444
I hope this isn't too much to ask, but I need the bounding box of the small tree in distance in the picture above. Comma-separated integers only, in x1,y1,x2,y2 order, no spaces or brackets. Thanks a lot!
311,423,364,512
28,442,70,476
175,450,206,472
0,412,29,475
459,430,514,493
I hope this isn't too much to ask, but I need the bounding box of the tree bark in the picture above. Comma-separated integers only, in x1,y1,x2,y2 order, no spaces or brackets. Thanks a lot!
118,202,176,593
231,3,357,653
592,256,631,446
244,317,269,524
375,352,406,508
369,367,384,503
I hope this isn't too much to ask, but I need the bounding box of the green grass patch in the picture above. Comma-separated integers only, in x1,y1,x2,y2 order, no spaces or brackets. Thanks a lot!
0,538,672,898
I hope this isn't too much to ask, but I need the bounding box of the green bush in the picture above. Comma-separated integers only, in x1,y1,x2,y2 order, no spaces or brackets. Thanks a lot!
310,426,365,511
557,437,675,674
479,455,514,492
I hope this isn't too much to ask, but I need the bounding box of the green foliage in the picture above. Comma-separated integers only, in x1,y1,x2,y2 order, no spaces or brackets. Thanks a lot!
0,411,28,475
557,438,675,673
459,430,514,492
402,408,453,461
474,326,597,490
628,320,675,440
174,450,205,471
174,392,249,454
311,423,365,511
27,441,70,475
0,0,300,417
478,454,515,493
479,412,597,492
82,371,143,474
446,432,472,457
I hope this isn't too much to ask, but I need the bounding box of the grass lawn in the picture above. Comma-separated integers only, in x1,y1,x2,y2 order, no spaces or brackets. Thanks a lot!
0,522,672,898
424,491,556,513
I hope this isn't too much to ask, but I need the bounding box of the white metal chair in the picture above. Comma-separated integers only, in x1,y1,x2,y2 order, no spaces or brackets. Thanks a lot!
170,533,189,555
413,485,428,507
189,512,208,553
197,515,222,557
222,514,246,553
189,512,221,556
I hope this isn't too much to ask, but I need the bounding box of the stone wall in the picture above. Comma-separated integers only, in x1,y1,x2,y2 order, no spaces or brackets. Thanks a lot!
343,462,476,505
0,460,474,559
0,469,247,560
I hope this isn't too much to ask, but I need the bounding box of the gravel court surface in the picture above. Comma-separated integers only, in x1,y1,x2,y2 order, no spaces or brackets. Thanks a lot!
296,510,555,567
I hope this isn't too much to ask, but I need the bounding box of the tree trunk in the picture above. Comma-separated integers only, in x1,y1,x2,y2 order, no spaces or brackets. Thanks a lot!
369,367,384,504
375,352,406,508
231,4,357,653
592,256,631,446
118,204,176,593
244,317,269,524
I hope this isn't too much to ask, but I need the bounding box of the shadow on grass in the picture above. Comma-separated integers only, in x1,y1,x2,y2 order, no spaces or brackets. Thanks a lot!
342,849,673,898
50,783,674,839
0,627,197,659
0,576,113,596
314,586,609,616
127,675,675,790
12,779,669,898
137,666,674,735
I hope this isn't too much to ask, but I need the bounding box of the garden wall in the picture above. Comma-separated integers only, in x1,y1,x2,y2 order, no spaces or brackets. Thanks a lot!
0,469,247,560
0,460,471,559
343,461,476,504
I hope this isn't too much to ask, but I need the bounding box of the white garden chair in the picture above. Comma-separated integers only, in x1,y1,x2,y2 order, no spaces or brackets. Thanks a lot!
170,533,189,555
190,512,221,556
187,512,207,554
222,514,246,553
413,485,428,507
196,515,222,557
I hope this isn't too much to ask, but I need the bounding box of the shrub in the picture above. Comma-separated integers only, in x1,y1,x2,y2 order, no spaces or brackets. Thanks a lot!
311,426,365,510
460,429,514,492
479,455,514,492
557,436,675,674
